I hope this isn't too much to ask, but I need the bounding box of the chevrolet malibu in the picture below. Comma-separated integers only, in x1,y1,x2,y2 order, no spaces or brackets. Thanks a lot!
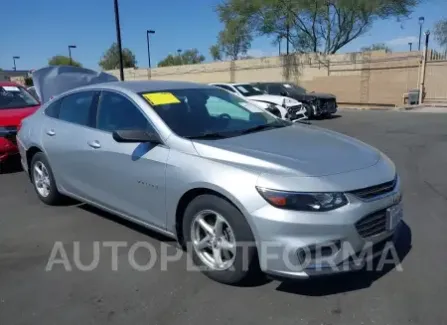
18,67,403,285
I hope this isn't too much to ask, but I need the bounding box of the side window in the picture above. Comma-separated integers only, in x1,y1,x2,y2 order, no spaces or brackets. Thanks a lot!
268,84,283,95
58,91,96,126
96,91,152,132
205,96,250,121
255,84,267,92
44,99,62,118
215,85,236,93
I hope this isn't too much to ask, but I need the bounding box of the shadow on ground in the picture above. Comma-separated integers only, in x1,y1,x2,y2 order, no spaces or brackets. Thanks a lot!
275,222,412,296
78,202,411,293
0,156,23,174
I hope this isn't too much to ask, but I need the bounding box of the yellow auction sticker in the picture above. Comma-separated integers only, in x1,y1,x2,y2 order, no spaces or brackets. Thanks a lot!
143,92,181,106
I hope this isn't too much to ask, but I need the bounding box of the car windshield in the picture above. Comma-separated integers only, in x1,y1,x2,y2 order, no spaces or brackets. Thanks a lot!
282,83,307,95
234,84,265,97
0,85,39,109
139,87,289,139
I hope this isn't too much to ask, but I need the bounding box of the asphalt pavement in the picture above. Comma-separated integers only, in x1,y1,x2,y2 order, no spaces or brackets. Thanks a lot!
1,110,446,325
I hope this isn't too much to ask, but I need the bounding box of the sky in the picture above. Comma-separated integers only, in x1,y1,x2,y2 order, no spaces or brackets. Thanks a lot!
1,0,446,71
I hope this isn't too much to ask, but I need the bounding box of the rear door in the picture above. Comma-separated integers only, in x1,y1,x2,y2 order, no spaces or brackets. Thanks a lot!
77,90,169,228
41,90,100,197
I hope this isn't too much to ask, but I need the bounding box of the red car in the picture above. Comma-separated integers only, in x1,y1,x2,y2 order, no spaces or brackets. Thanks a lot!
0,81,40,171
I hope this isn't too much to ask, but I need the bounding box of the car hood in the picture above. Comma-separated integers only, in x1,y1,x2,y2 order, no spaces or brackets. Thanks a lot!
247,94,301,107
193,124,381,177
32,66,118,104
0,106,40,127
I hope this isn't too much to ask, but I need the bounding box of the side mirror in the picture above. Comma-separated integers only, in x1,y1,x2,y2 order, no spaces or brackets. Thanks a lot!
112,130,162,144
280,91,289,96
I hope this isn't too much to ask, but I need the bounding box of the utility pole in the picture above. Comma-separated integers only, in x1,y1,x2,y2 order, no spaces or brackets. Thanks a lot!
13,56,20,71
68,45,76,65
114,0,125,81
418,16,425,51
146,30,155,79
419,30,430,104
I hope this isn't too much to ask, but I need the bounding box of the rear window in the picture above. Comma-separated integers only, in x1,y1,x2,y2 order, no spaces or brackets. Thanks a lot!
0,85,39,109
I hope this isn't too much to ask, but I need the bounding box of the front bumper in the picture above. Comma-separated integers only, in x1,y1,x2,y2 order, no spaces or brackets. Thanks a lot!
0,134,18,162
314,99,337,115
249,178,403,279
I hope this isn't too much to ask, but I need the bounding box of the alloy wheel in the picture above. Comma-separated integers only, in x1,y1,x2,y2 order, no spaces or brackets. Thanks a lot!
33,161,51,198
190,210,237,270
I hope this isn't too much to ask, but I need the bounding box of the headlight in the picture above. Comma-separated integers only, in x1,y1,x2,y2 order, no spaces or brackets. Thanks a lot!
256,187,348,212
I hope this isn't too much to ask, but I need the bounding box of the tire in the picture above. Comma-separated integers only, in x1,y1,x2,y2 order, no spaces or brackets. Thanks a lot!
183,194,260,285
304,103,313,119
30,152,65,205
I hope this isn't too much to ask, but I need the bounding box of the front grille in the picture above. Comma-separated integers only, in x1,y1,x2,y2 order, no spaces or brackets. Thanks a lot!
287,105,304,119
349,177,397,200
355,209,387,238
322,99,336,110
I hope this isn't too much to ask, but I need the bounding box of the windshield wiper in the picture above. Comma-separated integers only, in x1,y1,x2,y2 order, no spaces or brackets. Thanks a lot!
185,132,230,140
240,122,286,135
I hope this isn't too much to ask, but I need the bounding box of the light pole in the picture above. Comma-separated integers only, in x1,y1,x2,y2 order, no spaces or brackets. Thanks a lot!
419,30,430,104
68,45,76,65
408,42,413,51
418,16,425,51
146,30,155,79
177,49,182,65
12,56,20,71
278,36,281,56
114,0,125,81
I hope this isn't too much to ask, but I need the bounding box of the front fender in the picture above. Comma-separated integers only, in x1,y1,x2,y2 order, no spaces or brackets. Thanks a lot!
164,149,265,239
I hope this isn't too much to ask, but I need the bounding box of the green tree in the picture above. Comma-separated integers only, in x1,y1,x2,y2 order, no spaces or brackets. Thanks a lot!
216,0,418,55
99,43,137,70
361,43,392,53
209,44,222,61
48,55,82,67
158,49,205,67
434,19,447,49
211,18,252,60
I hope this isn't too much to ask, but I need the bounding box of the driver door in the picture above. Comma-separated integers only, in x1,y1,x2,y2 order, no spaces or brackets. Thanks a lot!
80,90,169,229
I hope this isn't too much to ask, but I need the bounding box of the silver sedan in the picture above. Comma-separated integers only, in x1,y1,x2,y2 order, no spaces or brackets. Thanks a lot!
17,67,403,285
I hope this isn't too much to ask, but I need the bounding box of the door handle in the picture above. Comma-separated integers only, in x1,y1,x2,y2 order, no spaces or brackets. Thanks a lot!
46,129,56,136
87,140,101,149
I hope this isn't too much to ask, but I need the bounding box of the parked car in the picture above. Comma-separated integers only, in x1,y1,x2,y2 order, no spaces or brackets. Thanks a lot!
0,81,40,171
209,82,306,121
19,67,403,285
252,82,337,118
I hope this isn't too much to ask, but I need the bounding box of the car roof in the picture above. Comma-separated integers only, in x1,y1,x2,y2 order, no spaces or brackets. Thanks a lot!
210,83,250,86
254,82,286,85
81,80,214,93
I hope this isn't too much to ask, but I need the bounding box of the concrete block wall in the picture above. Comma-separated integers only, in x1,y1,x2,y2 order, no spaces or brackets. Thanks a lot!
106,51,445,106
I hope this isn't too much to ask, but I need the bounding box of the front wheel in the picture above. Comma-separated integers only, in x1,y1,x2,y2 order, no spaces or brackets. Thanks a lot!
303,103,313,119
183,194,260,285
30,152,66,205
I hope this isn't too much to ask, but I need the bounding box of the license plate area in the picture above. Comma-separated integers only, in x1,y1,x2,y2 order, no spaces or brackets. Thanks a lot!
386,202,403,230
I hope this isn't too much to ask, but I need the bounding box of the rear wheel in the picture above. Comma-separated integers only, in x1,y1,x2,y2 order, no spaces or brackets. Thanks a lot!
30,152,65,205
183,194,260,285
